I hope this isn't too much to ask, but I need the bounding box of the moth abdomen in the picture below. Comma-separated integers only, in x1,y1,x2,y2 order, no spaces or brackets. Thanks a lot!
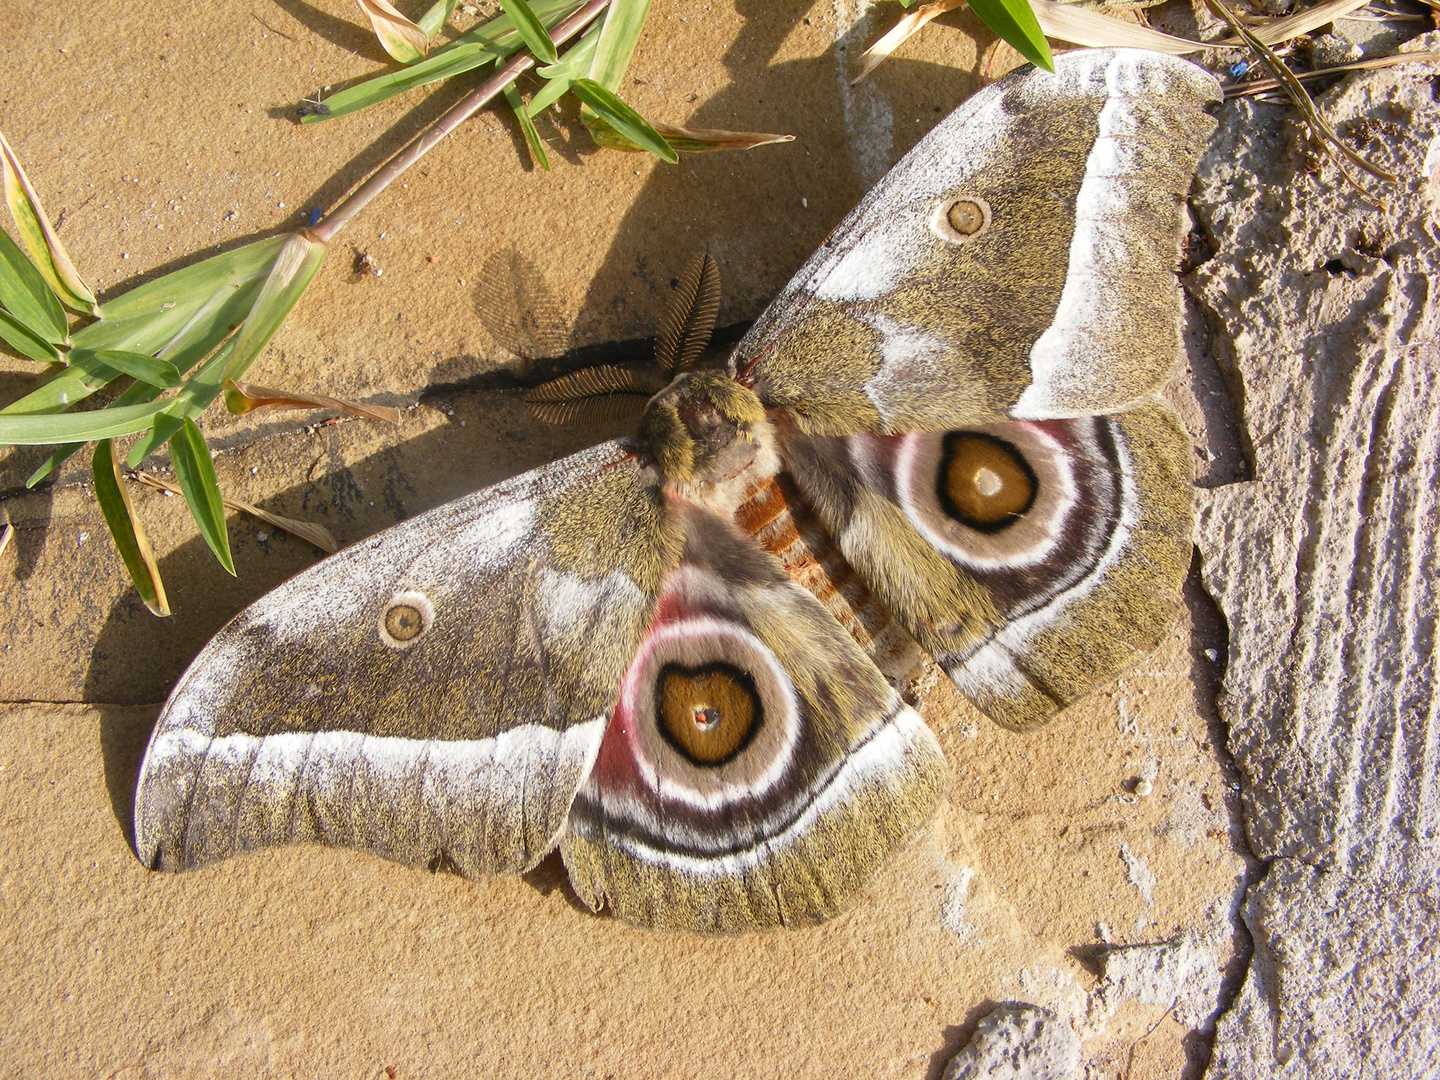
734,472,921,688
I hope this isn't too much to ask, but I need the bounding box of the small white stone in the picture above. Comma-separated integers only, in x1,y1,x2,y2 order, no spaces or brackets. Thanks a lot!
1135,779,1153,797
255,531,269,542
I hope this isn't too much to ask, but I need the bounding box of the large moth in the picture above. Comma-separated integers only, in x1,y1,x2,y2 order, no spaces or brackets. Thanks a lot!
134,49,1221,932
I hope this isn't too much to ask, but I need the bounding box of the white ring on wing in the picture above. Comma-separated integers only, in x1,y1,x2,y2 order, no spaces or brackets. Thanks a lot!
623,616,803,811
894,425,1080,571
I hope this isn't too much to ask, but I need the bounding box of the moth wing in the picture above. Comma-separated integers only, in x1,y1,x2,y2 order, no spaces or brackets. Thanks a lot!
134,441,682,877
560,502,948,932
729,50,1220,435
780,404,1193,730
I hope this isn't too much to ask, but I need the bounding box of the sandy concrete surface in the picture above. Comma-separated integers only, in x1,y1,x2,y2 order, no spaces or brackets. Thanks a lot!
2,2,1250,1076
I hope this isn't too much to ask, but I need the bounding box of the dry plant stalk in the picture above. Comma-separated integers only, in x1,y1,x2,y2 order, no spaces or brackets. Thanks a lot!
136,471,340,554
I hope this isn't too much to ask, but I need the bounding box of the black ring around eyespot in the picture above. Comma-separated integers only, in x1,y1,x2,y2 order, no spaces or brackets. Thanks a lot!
935,431,1039,534
654,660,764,767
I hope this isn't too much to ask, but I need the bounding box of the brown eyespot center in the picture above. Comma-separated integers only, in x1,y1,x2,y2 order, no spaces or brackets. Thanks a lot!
384,603,425,642
656,661,760,765
947,199,985,236
939,432,1037,531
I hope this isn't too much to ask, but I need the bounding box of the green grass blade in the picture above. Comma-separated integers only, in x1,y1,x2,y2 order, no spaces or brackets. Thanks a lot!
0,129,98,315
572,79,675,163
223,231,327,382
587,0,651,92
0,227,67,344
88,236,284,323
505,85,553,170
531,20,600,113
1,351,127,416
170,417,235,576
26,444,82,487
969,0,1054,72
417,0,459,38
124,337,237,466
0,306,62,363
0,399,170,443
94,350,182,387
307,0,584,121
92,439,170,616
501,0,559,63
26,368,167,486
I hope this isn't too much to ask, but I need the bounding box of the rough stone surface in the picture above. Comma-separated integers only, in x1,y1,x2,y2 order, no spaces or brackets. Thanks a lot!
1189,33,1440,1080
941,1003,1080,1080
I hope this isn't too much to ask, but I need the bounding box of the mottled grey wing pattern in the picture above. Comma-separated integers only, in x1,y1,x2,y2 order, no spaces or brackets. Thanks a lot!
135,441,681,878
729,50,1220,436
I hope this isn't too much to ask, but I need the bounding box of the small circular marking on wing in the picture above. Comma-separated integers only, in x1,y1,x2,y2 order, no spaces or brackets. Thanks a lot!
938,432,1037,531
656,661,761,766
931,196,992,243
379,590,434,650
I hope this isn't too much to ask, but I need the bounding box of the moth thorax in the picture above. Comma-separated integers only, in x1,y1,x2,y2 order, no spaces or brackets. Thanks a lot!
640,370,774,494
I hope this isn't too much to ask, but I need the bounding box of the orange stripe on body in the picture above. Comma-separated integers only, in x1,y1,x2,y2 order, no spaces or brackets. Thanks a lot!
735,473,894,656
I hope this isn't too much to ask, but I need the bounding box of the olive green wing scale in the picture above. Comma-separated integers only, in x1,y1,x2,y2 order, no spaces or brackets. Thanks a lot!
134,441,682,877
728,50,1220,436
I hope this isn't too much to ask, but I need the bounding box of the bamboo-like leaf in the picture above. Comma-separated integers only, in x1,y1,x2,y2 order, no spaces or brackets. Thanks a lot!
572,79,676,163
0,226,67,343
0,129,98,315
1,350,119,416
308,0,585,121
358,0,431,63
416,0,458,37
95,350,182,388
587,0,651,92
137,471,339,554
124,336,239,467
223,231,328,382
0,399,171,444
92,440,170,616
169,417,235,576
505,85,553,170
655,251,719,373
0,306,62,363
1,236,284,424
501,0,560,63
530,19,601,113
969,0,1054,71
223,378,403,423
26,444,81,487
22,370,169,486
128,411,185,469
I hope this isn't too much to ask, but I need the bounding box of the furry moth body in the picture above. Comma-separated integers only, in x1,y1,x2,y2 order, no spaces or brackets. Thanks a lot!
134,50,1220,932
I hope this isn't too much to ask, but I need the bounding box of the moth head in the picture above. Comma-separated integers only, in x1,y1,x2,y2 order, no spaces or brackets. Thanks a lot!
640,370,769,484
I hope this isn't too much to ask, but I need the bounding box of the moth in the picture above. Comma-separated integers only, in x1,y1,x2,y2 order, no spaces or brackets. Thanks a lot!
134,50,1221,932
